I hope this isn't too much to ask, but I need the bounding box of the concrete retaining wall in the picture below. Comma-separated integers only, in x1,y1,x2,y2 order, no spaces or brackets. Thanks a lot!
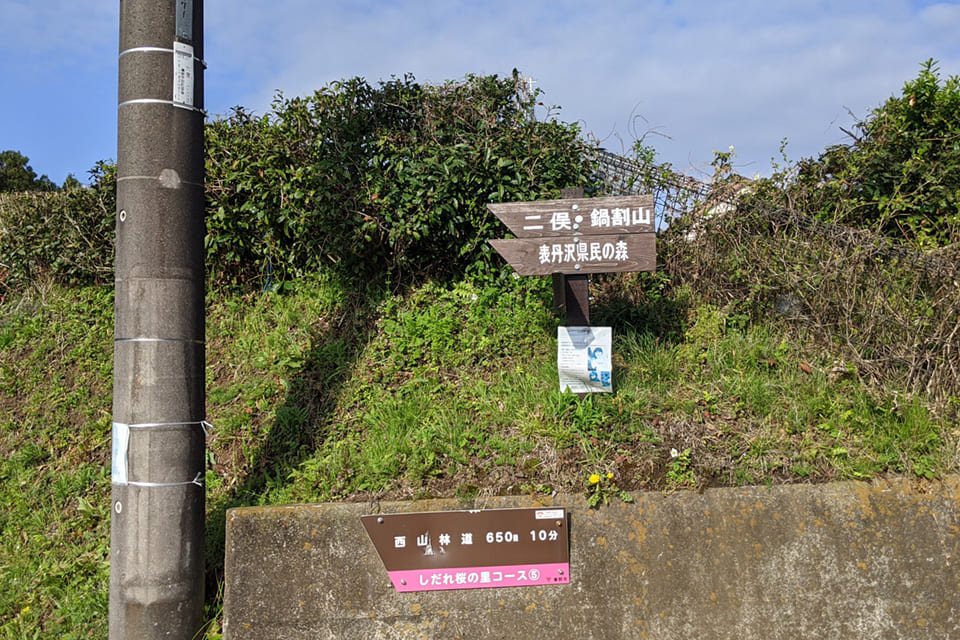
223,476,960,639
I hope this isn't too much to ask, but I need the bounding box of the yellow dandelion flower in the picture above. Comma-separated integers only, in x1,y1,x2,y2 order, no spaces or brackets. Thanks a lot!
606,472,614,479
588,473,601,485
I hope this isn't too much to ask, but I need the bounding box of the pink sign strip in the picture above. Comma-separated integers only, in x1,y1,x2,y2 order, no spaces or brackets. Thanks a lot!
388,562,570,592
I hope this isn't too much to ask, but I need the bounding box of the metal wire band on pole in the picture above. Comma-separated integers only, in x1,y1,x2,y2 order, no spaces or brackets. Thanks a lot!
118,45,207,66
115,337,206,345
119,46,175,57
118,98,204,113
126,420,213,436
116,175,204,187
126,472,205,489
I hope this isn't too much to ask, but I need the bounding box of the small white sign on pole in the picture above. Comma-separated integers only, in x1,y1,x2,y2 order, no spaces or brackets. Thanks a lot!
173,41,195,108
557,326,612,394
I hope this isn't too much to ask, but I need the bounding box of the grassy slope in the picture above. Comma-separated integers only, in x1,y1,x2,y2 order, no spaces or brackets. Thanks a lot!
0,286,112,639
0,273,955,637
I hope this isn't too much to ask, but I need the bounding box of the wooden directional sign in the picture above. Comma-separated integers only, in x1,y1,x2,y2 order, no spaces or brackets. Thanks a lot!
487,195,656,276
489,233,655,276
487,195,654,238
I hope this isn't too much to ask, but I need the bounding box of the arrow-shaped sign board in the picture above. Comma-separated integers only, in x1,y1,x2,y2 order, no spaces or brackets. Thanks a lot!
489,233,655,276
487,195,654,238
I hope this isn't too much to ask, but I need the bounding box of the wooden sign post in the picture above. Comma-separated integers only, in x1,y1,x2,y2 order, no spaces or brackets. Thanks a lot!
488,193,656,395
559,187,588,325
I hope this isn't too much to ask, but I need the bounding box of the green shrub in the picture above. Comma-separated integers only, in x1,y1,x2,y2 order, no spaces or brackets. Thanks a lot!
0,162,115,295
205,73,595,286
791,59,960,248
3,73,594,294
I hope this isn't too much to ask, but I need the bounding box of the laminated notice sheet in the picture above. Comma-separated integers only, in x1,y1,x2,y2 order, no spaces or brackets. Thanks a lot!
557,326,612,393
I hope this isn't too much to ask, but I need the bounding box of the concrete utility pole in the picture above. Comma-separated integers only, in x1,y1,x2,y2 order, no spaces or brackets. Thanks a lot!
112,1,206,638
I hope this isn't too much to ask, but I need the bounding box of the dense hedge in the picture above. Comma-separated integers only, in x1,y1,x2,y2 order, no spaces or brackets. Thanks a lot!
0,162,116,296
787,60,960,248
1,73,594,295
205,73,594,285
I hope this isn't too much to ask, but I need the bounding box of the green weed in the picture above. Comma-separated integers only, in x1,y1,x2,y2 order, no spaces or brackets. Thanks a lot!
0,285,112,639
0,276,954,638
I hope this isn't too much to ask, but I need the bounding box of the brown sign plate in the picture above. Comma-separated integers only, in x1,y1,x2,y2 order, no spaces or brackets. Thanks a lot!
362,507,569,592
489,233,655,276
488,195,655,238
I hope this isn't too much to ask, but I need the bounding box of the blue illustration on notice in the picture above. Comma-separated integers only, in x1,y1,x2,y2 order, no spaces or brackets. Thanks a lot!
587,346,611,387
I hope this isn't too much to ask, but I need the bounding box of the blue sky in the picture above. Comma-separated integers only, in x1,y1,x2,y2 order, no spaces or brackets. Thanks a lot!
2,1,958,186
